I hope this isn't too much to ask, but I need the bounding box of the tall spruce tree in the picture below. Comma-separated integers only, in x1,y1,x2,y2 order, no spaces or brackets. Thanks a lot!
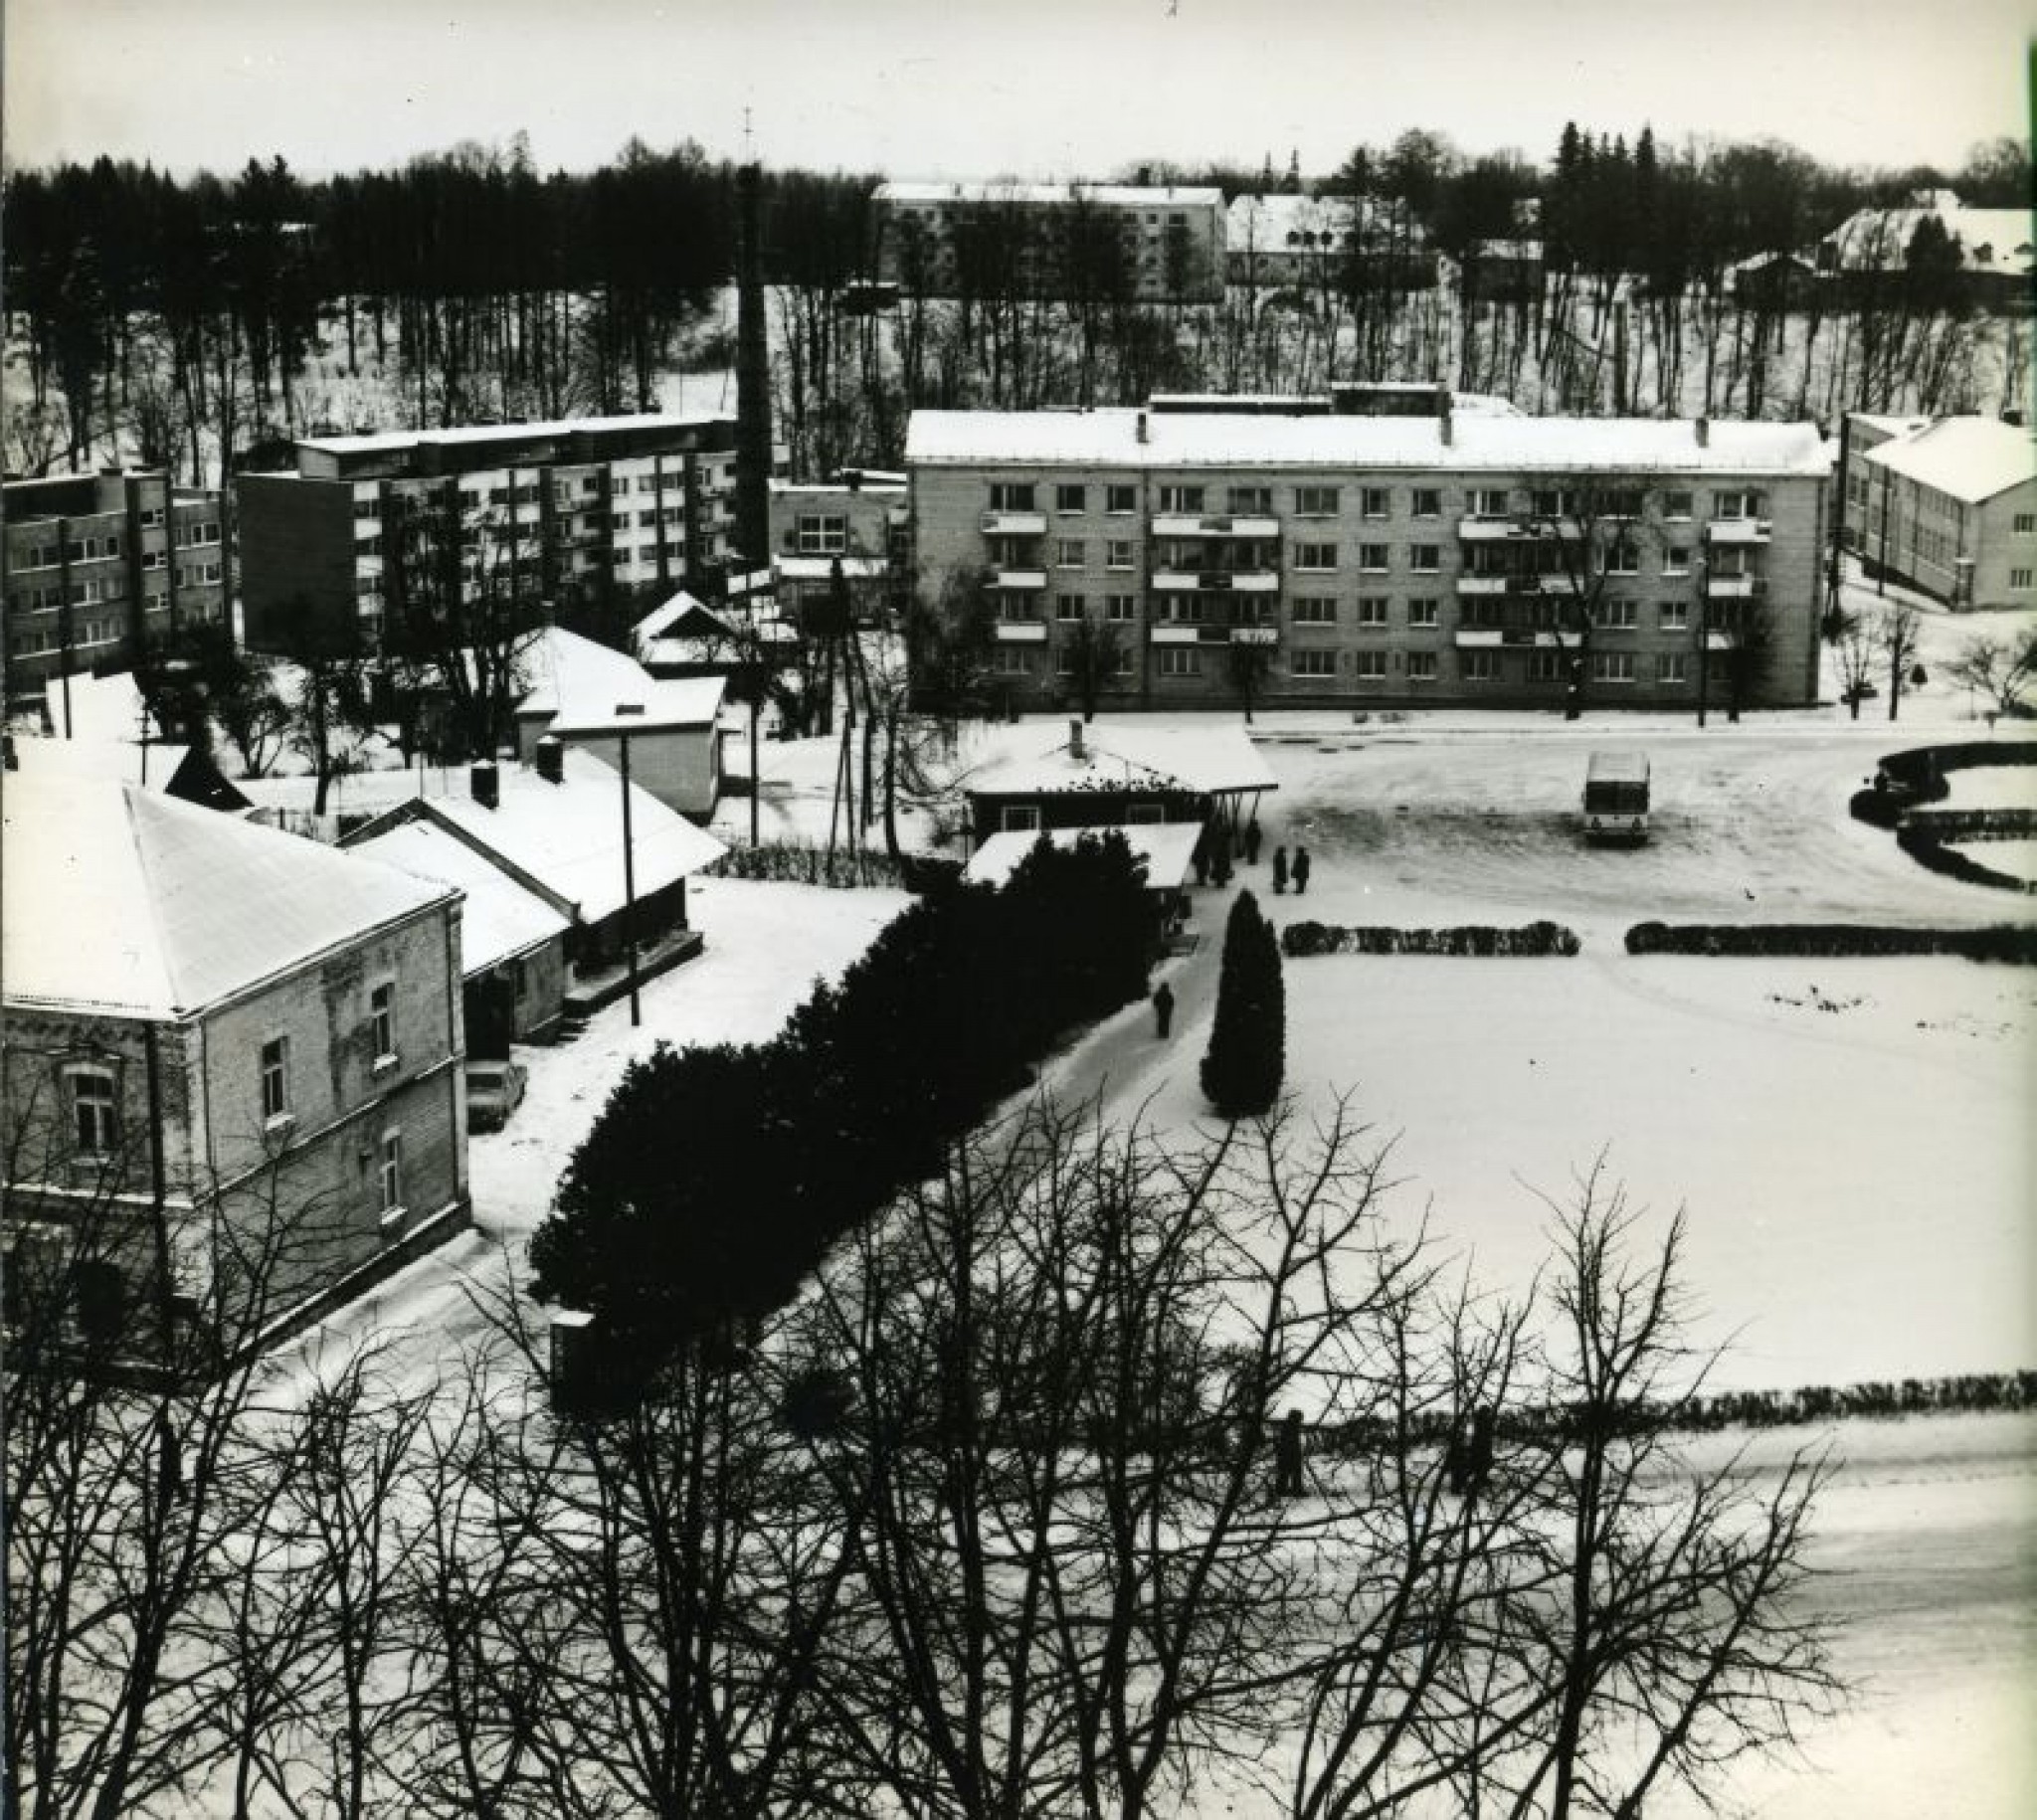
1200,888,1285,1118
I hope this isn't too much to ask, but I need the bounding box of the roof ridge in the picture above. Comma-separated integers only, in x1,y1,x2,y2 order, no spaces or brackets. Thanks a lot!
121,785,191,1013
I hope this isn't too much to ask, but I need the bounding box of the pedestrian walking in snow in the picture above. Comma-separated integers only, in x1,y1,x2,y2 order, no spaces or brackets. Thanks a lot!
1152,980,1176,1038
1292,845,1312,895
1274,1408,1306,1497
1243,821,1262,865
1271,845,1288,894
1193,836,1211,887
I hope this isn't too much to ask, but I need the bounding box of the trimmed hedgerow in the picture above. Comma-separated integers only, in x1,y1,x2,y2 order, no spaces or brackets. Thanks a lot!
1624,921,2037,961
1283,920,1581,958
1893,829,2037,895
531,831,1156,1385
703,840,948,891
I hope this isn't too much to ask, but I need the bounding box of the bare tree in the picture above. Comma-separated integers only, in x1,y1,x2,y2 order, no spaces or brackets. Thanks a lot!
1872,600,1925,723
1943,626,2037,720
1063,608,1128,723
1511,479,1659,720
1829,607,1880,719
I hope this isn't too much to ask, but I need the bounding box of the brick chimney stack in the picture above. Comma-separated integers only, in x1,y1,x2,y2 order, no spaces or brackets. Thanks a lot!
470,760,499,810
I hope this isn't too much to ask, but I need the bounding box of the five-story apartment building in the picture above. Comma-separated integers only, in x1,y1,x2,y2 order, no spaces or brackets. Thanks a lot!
907,394,1829,710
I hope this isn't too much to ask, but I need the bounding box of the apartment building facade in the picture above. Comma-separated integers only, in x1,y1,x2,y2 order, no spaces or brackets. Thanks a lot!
2,471,227,703
872,183,1226,303
1842,413,2036,609
238,414,740,657
769,471,911,622
906,396,1829,711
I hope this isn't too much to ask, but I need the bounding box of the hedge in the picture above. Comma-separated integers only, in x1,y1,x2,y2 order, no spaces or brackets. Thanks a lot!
1624,920,2037,961
704,840,962,893
1283,920,1581,958
1893,828,2037,895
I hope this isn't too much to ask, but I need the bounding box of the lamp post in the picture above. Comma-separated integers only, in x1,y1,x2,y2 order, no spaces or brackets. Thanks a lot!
617,723,642,1028
1694,554,1710,729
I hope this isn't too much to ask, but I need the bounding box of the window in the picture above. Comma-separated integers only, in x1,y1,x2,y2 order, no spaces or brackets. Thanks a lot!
1532,487,1577,519
1055,539,1086,568
1106,483,1137,514
1291,648,1338,677
261,1037,290,1121
370,982,396,1060
1411,487,1441,518
1354,649,1388,680
1661,490,1694,520
1659,600,1690,631
1599,489,1643,520
1228,485,1272,514
2014,513,2036,535
1533,649,1567,682
1710,489,1760,520
1662,545,1691,577
990,482,1035,511
1591,650,1637,682
1055,483,1088,513
1125,801,1168,824
1467,487,1509,517
1462,649,1499,681
1590,598,1638,630
1158,484,1204,513
1407,651,1438,681
1292,597,1337,625
1158,647,1203,676
1105,593,1137,622
1002,805,1041,831
71,1068,118,1156
1656,652,1689,683
1294,485,1340,515
379,1131,403,1214
1294,542,1338,571
2012,568,2035,591
1361,486,1391,517
1357,596,1389,627
1054,594,1084,620
993,647,1033,674
1105,539,1135,570
1358,543,1389,572
1604,534,1640,575
1409,543,1441,574
1407,599,1439,629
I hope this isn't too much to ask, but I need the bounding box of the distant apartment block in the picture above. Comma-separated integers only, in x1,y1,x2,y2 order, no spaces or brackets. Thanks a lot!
1224,193,1436,290
906,392,1829,711
2,471,226,701
1842,413,2037,609
237,414,740,657
769,470,910,622
872,182,1225,303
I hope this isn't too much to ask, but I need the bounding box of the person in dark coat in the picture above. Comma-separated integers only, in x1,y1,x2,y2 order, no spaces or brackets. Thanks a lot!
1242,821,1262,865
1292,845,1312,895
1271,845,1288,893
1152,980,1176,1037
1274,1408,1306,1497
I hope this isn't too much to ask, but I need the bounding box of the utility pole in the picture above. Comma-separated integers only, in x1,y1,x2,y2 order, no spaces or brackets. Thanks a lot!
1695,554,1710,729
618,729,642,1027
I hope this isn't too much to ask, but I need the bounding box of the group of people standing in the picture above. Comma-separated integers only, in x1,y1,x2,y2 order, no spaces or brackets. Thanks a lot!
1155,820,1316,1037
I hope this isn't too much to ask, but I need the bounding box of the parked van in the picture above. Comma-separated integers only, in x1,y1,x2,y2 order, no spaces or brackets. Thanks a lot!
1582,751,1651,842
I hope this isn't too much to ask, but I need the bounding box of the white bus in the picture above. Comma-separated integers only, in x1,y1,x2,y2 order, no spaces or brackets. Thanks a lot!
1582,751,1651,842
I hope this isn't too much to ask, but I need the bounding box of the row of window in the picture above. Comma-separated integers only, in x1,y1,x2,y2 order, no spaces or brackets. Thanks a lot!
989,481,1766,520
11,519,220,571
9,600,223,657
1026,592,1701,633
9,562,222,613
1017,536,1729,579
995,645,1685,683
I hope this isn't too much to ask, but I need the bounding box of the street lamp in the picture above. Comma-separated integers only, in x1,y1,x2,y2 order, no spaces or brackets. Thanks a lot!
1694,554,1710,729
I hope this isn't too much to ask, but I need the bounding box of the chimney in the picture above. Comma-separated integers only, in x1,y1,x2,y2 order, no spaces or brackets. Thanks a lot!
2,734,16,772
534,735,565,784
470,760,499,810
1068,717,1085,761
1695,417,1710,448
1136,410,1149,445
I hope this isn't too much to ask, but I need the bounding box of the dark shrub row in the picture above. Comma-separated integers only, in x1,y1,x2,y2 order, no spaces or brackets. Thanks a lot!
1892,829,2037,894
1283,920,1581,958
1848,741,2037,832
1901,806,2037,839
1625,921,2037,960
530,833,1156,1384
703,840,953,891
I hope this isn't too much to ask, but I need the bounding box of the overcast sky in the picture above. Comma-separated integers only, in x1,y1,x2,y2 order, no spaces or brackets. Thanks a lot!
6,0,2029,182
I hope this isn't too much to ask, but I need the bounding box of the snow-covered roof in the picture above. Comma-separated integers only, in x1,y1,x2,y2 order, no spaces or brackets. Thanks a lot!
1850,413,1935,441
907,408,1828,477
1821,203,2034,277
965,822,1202,891
295,411,730,457
515,626,724,727
1861,417,2036,504
416,747,725,923
8,735,194,789
633,590,717,645
42,669,164,745
1224,193,1422,253
875,180,1222,209
3,775,454,1017
1466,239,1545,262
346,819,569,977
968,724,1277,800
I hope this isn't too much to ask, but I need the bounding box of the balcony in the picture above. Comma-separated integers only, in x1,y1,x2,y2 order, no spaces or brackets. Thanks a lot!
1230,626,1279,645
1458,514,1532,541
1152,568,1280,592
993,568,1047,591
1706,518,1772,545
1704,574,1765,600
1150,624,1203,644
994,622,1046,643
1456,574,1512,595
981,510,1047,535
1151,513,1281,539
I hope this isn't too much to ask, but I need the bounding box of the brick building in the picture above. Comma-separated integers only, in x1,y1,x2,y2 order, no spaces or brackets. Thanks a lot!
769,470,910,623
237,414,740,657
1842,414,2037,609
2,470,227,705
2,774,469,1357
873,182,1226,303
906,394,1829,711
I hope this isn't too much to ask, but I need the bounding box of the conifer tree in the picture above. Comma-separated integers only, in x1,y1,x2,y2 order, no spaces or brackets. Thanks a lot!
1200,888,1285,1118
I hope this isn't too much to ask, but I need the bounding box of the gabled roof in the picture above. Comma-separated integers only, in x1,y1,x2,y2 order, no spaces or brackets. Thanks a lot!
346,819,570,977
1820,203,2035,277
515,626,724,729
8,734,252,812
396,747,725,923
965,822,1203,890
3,776,454,1017
968,724,1276,800
1861,416,2036,504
